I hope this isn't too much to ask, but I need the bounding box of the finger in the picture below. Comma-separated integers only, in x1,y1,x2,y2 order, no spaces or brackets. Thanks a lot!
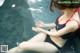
35,22,39,25
35,23,39,26
37,21,42,23
40,21,43,23
35,22,40,26
32,27,36,30
32,27,38,32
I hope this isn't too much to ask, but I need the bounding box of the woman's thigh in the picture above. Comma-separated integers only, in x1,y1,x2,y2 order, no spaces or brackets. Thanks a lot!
27,32,47,42
19,42,58,53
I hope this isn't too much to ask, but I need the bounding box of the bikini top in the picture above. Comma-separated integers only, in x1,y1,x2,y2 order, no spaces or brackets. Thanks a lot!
55,8,80,40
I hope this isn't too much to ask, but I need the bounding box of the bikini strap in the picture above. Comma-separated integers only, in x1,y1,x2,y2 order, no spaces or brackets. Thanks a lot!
66,8,79,23
66,8,80,28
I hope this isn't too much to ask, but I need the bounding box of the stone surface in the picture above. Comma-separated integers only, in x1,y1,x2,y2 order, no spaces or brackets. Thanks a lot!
0,0,36,53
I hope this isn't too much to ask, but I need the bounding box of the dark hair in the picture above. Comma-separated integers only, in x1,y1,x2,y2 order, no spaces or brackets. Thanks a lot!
50,0,80,12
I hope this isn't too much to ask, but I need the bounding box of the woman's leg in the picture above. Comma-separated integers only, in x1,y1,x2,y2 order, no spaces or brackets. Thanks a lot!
27,32,47,42
7,32,47,53
6,41,58,53
18,42,58,53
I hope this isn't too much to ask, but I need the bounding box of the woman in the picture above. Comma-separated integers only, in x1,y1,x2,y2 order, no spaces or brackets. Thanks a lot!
7,0,80,53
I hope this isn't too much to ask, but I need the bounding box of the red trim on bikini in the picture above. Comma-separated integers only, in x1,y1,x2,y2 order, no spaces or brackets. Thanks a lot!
58,8,79,25
58,13,64,24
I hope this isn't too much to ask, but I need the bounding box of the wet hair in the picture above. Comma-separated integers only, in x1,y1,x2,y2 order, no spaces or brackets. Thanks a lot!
50,0,80,12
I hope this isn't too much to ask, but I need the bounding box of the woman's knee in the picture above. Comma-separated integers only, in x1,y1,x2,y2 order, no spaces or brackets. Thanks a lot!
18,41,29,49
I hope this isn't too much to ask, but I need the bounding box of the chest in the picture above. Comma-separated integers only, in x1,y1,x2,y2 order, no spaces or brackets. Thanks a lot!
55,18,66,30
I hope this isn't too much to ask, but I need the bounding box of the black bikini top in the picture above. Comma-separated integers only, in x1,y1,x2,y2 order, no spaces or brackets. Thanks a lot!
55,8,80,40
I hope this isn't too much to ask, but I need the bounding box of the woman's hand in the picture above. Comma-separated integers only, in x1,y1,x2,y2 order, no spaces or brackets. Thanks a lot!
35,21,56,28
32,27,43,32
35,21,45,27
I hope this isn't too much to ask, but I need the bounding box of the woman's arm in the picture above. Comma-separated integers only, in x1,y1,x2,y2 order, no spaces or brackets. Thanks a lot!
37,20,79,37
35,21,56,28
43,23,56,27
